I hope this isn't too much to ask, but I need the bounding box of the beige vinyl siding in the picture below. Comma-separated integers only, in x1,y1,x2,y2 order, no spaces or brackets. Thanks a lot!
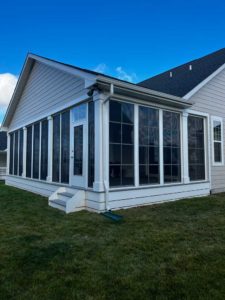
9,61,85,130
190,68,225,192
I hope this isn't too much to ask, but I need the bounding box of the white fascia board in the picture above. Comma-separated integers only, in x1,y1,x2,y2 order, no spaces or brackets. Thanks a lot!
183,62,225,100
97,76,193,109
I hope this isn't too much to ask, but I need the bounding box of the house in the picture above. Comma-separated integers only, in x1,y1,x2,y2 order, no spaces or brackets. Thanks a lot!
0,131,7,180
1,48,225,213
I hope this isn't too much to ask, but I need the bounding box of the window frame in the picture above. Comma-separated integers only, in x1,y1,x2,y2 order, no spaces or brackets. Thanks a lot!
211,116,224,166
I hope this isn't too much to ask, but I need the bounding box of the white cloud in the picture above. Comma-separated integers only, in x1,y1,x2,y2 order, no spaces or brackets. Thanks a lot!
0,73,17,112
116,67,137,83
94,63,107,74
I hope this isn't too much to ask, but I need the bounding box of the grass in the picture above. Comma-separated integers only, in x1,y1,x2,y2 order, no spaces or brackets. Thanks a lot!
0,182,225,300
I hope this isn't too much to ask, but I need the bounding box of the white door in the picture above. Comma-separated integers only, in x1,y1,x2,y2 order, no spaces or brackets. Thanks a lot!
70,104,87,188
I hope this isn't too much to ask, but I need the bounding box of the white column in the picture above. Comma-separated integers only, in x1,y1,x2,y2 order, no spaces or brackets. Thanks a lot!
22,127,27,178
93,91,105,192
182,111,189,183
47,116,53,182
6,133,10,175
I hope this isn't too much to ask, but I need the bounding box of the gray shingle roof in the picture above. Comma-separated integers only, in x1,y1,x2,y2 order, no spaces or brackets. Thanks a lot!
138,48,225,97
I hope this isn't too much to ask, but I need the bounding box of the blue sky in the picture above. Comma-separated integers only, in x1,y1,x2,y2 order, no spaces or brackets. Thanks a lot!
0,0,225,123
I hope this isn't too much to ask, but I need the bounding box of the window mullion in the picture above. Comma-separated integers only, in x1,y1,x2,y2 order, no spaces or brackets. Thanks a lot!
159,109,164,185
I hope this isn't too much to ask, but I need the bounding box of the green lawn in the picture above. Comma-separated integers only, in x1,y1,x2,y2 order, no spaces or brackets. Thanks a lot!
0,183,225,300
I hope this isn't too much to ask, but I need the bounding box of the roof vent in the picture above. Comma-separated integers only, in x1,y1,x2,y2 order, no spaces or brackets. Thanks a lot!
189,65,192,71
169,71,173,78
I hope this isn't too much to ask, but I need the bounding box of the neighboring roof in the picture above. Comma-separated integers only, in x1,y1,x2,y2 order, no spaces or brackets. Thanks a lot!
138,48,225,97
0,132,7,151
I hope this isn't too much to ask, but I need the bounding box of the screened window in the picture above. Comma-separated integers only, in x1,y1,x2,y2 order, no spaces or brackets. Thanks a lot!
61,111,70,183
9,133,14,175
53,114,61,182
33,123,40,179
212,118,223,164
26,126,32,178
40,120,48,180
109,100,134,187
88,101,95,187
14,131,18,175
139,106,159,185
52,111,70,183
163,111,181,183
19,130,23,176
188,116,205,181
74,125,83,175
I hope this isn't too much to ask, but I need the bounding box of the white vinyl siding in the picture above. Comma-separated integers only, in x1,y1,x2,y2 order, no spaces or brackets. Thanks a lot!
9,61,85,130
190,68,225,191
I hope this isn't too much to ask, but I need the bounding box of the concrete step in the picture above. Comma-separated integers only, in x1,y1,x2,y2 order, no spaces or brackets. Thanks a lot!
58,192,74,198
49,199,66,212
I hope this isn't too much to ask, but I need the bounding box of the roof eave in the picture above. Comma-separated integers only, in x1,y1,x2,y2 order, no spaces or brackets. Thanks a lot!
96,76,193,109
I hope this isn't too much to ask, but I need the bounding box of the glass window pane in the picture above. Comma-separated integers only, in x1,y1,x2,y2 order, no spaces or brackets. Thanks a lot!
109,123,121,143
74,125,83,176
88,102,95,187
72,104,86,122
109,165,121,187
164,165,172,183
110,144,121,164
122,145,133,164
40,120,48,181
122,165,134,186
149,165,159,184
149,147,159,164
139,126,148,146
122,102,134,124
122,124,134,144
110,100,121,123
139,165,149,185
33,123,40,179
19,129,23,176
26,126,32,178
61,111,70,183
214,142,222,162
139,146,148,165
53,115,60,182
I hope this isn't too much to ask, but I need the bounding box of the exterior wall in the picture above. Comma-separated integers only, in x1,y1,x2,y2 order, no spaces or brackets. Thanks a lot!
5,175,210,212
9,61,85,131
189,68,225,192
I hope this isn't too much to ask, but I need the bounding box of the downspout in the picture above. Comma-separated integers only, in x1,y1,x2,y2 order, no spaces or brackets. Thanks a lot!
103,83,114,211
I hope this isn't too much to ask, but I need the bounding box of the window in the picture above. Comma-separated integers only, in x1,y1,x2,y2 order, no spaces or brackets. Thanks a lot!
212,117,223,165
109,100,134,187
26,126,33,178
53,111,70,183
72,104,86,122
53,114,61,182
40,120,48,180
74,125,83,175
163,111,181,183
88,101,95,187
61,111,70,183
188,116,205,181
139,106,159,185
14,131,18,175
19,129,23,176
33,123,40,179
9,133,14,175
